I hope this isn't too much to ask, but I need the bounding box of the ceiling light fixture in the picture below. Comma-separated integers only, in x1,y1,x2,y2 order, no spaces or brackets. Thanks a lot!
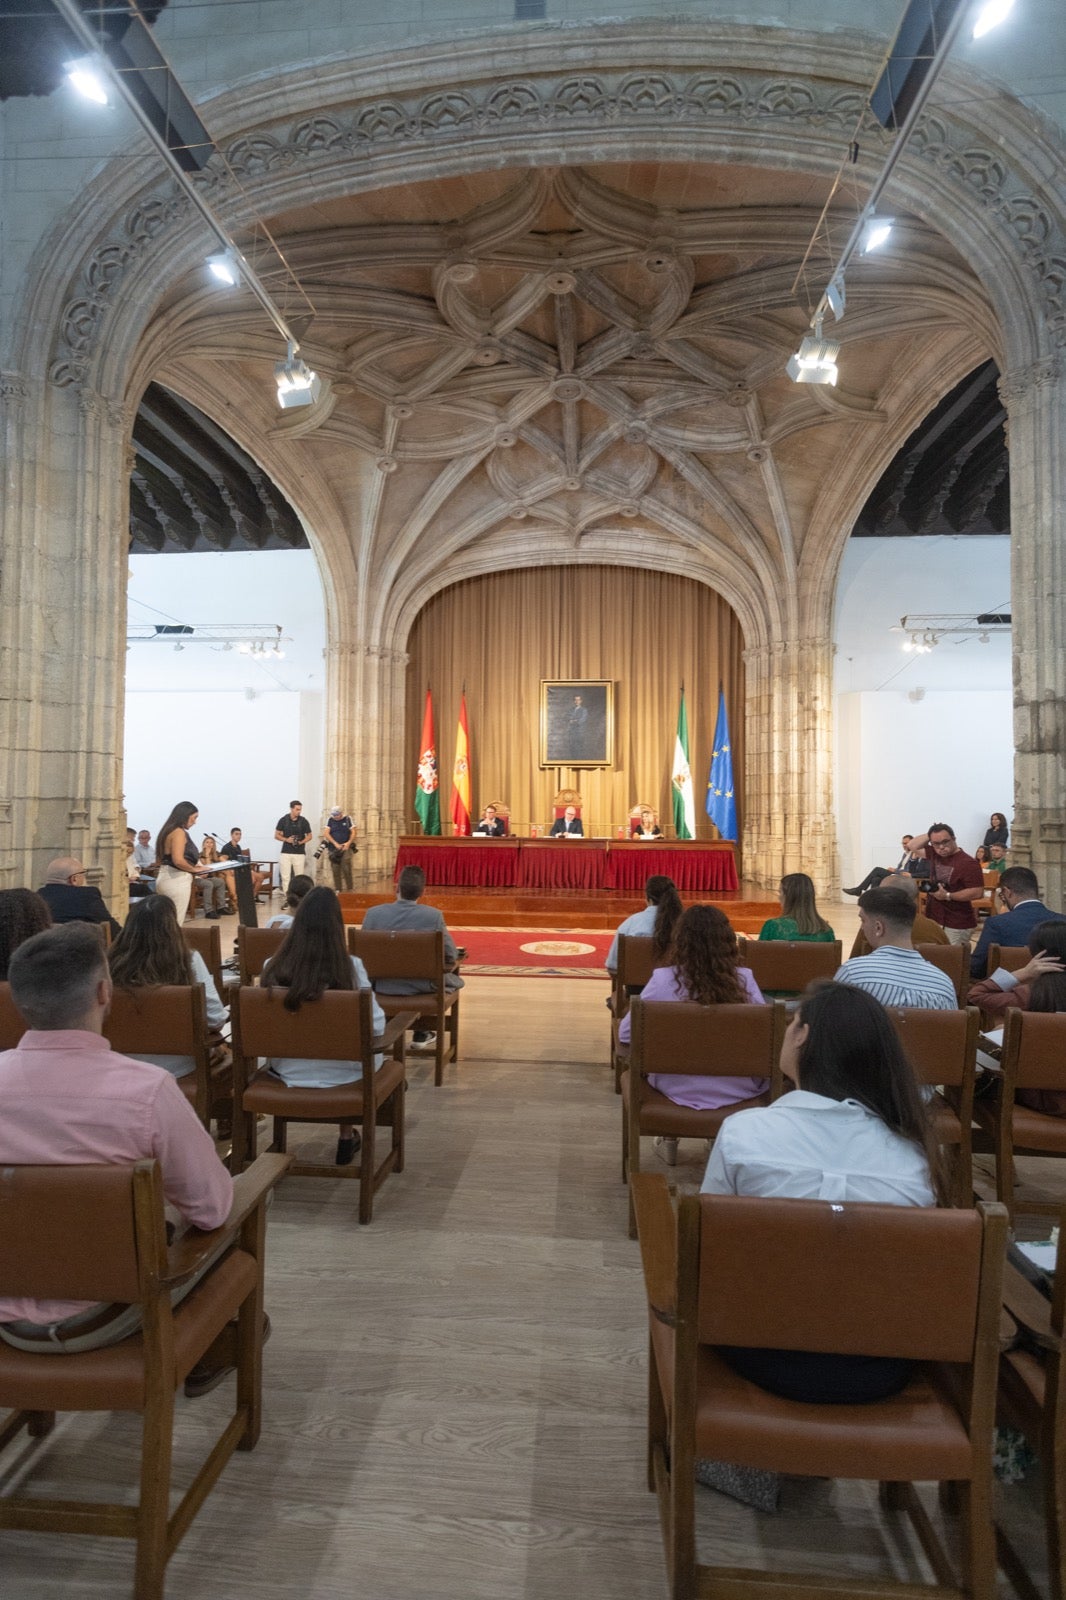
206,251,239,287
64,56,110,105
275,341,322,409
860,215,895,254
825,276,846,321
786,322,840,386
972,0,1014,38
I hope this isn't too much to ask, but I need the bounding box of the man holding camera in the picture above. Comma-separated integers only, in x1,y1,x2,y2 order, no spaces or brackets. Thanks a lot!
908,823,984,951
320,806,357,892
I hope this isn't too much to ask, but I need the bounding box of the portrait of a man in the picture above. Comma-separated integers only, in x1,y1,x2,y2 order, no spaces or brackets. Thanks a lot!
540,680,613,767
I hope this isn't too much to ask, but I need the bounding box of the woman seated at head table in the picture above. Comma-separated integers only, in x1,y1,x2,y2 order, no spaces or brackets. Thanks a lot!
757,872,835,943
968,918,1066,1115
702,982,946,1405
261,885,386,1167
631,805,663,839
617,903,769,1167
108,895,229,1080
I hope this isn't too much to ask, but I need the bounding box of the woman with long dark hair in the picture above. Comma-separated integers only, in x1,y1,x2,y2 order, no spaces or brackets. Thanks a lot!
757,872,835,943
0,889,52,980
154,801,207,925
108,894,228,1077
980,812,1009,865
617,903,768,1164
266,873,315,930
262,886,385,1165
605,874,681,974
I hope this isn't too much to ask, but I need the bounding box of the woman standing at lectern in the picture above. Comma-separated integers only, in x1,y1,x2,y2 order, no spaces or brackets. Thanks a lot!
154,800,206,925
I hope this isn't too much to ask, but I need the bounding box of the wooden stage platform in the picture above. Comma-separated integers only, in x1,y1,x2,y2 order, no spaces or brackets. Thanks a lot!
339,883,779,934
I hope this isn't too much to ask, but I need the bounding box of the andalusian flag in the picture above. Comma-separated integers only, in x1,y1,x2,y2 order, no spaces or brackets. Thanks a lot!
414,688,441,836
705,688,737,841
450,693,472,836
671,689,696,840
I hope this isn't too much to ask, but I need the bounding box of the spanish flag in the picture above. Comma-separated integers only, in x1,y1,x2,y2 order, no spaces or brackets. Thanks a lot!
450,693,472,836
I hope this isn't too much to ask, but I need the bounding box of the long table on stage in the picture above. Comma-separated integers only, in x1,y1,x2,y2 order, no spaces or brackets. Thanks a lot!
393,836,738,893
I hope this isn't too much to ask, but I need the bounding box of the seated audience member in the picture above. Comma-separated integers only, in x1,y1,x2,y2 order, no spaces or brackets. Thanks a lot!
266,873,315,929
262,886,385,1166
605,874,682,975
220,827,270,899
361,864,464,1050
844,834,926,896
125,836,154,898
969,864,1066,979
968,920,1066,1115
835,887,957,1010
108,895,229,1079
550,804,584,836
617,904,769,1167
472,805,506,837
37,856,121,940
702,983,944,1403
758,872,835,943
197,834,228,919
133,829,155,872
0,923,232,1355
979,811,1009,868
631,805,663,839
847,872,948,959
907,823,984,950
0,888,52,979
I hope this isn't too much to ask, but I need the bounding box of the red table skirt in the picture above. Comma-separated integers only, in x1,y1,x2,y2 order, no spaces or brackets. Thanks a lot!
516,842,606,889
603,843,738,893
394,841,520,887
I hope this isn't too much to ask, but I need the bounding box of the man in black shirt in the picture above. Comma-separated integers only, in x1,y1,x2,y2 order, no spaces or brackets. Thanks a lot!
220,827,269,899
274,802,312,893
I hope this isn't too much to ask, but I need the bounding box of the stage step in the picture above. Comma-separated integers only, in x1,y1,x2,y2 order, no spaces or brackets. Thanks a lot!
339,888,779,935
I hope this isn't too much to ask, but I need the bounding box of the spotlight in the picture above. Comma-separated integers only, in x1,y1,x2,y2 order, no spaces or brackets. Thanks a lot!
274,340,321,409
173,642,184,652
972,0,1014,38
902,637,915,653
65,56,109,106
825,276,846,321
861,215,894,254
978,631,990,644
207,251,239,287
786,324,839,386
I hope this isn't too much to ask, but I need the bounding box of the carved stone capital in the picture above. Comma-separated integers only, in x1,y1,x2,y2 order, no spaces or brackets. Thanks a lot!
0,372,28,412
998,356,1065,405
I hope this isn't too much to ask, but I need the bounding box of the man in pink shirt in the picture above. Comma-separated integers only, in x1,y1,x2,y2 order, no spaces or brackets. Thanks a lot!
0,922,233,1353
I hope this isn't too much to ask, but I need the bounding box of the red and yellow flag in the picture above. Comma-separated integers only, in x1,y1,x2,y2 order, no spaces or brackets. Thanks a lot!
450,693,472,836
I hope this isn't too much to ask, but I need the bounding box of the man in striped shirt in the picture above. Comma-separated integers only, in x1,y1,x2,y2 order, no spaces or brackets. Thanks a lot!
835,886,957,1010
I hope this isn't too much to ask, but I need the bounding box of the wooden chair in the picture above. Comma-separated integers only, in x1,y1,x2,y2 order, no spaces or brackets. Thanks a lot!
349,927,460,1087
182,921,226,1003
551,787,583,828
237,924,287,985
974,869,1002,918
737,938,842,995
916,940,968,1005
974,1008,1066,1222
633,1174,1007,1600
0,1153,287,1600
0,982,25,1049
886,1004,980,1207
988,943,1030,976
231,986,412,1223
103,985,229,1132
622,999,786,1236
610,933,656,1092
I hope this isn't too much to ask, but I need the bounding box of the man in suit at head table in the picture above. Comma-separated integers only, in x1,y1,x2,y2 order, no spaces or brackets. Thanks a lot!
472,805,506,837
550,805,584,837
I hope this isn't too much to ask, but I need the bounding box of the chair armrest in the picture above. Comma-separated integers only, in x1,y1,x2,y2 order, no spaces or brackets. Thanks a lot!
1003,1263,1060,1353
375,1013,419,1050
631,1172,677,1327
161,1153,291,1287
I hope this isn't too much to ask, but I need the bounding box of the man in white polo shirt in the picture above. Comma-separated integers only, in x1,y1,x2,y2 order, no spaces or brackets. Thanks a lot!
835,886,957,1010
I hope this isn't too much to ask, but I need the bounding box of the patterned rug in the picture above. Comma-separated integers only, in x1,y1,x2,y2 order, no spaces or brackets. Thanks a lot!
455,927,612,977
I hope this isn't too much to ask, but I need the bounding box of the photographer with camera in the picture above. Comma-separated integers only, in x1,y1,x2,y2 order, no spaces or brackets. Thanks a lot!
318,806,357,892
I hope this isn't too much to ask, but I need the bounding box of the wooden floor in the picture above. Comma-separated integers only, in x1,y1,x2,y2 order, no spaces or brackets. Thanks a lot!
0,927,1051,1598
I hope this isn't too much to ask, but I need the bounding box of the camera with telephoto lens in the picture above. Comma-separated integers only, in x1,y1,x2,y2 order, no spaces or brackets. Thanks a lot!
312,843,326,861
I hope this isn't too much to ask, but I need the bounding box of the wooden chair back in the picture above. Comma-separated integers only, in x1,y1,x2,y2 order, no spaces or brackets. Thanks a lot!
885,1003,980,1204
1003,1008,1066,1093
988,943,1029,975
0,1161,150,1306
915,940,967,1004
232,984,375,1065
182,922,225,1001
238,925,287,984
737,938,842,995
612,934,656,1016
348,927,444,989
104,984,208,1059
0,981,26,1049
980,1009,1066,1222
552,787,582,818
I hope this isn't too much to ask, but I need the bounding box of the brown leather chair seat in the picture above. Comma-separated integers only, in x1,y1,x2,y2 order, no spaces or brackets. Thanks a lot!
620,1071,768,1136
1009,1106,1066,1152
242,1058,404,1121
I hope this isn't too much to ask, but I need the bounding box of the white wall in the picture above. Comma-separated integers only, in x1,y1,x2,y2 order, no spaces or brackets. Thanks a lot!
123,549,326,857
833,535,1013,885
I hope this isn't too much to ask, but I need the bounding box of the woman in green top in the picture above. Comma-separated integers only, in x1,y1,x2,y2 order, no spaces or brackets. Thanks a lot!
758,873,835,943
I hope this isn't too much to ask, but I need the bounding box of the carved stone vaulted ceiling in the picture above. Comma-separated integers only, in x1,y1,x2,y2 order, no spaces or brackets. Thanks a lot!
153,161,995,640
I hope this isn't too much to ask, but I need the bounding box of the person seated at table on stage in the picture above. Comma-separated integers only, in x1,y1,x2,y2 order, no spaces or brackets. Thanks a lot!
617,903,769,1167
631,805,663,839
219,827,271,901
844,834,926,897
37,857,121,940
846,872,947,959
197,835,229,920
133,829,156,873
757,872,835,943
550,804,584,837
266,874,314,930
968,919,1066,1115
262,886,385,1166
605,874,681,977
108,895,229,1081
0,888,52,979
472,804,506,837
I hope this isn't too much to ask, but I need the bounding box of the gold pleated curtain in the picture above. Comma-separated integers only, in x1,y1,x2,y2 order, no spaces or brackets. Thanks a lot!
404,565,745,839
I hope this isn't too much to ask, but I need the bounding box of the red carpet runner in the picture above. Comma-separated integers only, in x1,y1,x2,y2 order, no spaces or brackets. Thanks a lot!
456,927,612,977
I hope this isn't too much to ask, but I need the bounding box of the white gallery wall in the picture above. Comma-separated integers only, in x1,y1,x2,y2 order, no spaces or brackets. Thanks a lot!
124,549,326,861
834,535,1012,886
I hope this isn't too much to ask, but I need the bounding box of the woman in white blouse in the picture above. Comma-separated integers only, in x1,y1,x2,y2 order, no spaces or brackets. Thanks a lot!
108,895,228,1078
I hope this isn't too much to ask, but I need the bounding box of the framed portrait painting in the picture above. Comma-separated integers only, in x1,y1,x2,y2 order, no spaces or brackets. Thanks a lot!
540,680,614,768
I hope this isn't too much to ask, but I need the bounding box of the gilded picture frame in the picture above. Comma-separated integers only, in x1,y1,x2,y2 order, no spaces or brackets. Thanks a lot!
539,680,614,767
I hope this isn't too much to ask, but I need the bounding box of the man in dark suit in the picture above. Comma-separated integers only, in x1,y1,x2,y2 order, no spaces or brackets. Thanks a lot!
550,805,584,836
37,857,121,939
969,865,1066,978
472,805,506,837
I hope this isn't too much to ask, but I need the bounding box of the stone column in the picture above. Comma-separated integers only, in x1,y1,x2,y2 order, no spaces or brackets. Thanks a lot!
742,635,837,897
324,638,408,883
0,376,129,908
999,357,1066,909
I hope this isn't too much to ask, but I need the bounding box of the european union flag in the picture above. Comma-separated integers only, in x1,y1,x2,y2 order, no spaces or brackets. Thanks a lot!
705,689,737,841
